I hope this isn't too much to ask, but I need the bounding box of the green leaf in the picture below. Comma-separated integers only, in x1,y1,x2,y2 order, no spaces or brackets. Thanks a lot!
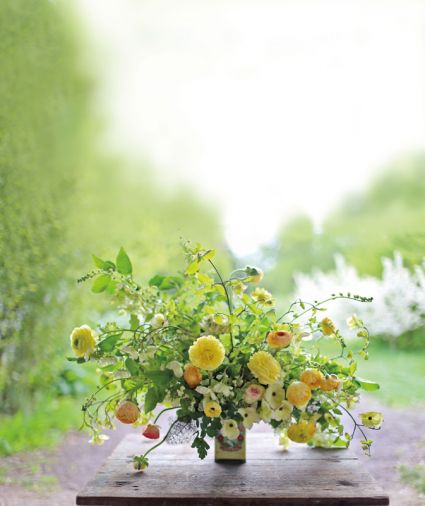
130,314,140,330
125,357,141,376
355,377,380,391
92,254,107,269
149,275,183,290
116,247,132,275
98,333,122,352
145,369,172,386
144,387,158,413
91,274,111,293
202,249,216,261
186,260,200,275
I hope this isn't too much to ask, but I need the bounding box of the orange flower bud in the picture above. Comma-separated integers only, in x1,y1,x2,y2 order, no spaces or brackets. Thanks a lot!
267,330,292,349
183,364,202,388
115,401,140,424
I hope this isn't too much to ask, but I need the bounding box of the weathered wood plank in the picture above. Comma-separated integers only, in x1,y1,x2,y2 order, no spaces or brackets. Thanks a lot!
76,433,389,505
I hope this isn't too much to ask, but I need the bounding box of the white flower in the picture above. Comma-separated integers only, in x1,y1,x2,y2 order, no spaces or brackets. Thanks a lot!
259,400,273,422
151,313,167,329
222,419,240,440
166,360,183,378
213,382,233,397
264,383,286,410
238,407,260,429
195,386,217,400
89,433,110,446
272,400,293,421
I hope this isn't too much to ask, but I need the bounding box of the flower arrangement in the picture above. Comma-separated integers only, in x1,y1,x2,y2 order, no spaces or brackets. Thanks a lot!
69,242,383,471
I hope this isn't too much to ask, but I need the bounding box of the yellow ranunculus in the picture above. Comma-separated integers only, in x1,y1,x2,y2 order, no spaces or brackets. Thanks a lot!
320,317,336,336
300,368,324,390
70,325,96,357
360,412,384,429
189,335,225,371
286,381,311,408
252,287,274,307
247,351,281,385
287,421,316,443
203,400,222,418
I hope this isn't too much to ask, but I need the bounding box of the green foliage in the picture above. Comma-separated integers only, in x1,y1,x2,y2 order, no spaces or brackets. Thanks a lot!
265,155,425,294
399,464,425,495
0,0,226,420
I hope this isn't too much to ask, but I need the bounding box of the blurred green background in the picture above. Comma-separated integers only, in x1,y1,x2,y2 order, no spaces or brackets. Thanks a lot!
1,0,424,468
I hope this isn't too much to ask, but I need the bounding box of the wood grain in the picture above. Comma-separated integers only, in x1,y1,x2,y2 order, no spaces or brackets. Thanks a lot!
76,433,389,505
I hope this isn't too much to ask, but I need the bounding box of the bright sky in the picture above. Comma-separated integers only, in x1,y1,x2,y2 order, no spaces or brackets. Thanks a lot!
75,0,425,256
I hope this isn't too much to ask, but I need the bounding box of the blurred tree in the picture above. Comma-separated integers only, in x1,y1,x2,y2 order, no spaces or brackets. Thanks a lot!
265,155,425,294
0,0,226,415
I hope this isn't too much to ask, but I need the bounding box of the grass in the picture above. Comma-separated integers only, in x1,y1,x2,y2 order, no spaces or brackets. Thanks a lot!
399,464,425,496
305,339,425,407
0,395,85,456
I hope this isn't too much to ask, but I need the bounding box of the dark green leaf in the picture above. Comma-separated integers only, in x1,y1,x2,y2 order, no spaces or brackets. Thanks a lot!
125,357,141,376
144,387,158,413
145,369,172,386
149,275,183,290
66,357,86,363
98,333,122,352
91,274,110,293
116,247,132,275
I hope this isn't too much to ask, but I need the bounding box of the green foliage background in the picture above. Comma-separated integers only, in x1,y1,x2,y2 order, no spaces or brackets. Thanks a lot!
0,0,226,417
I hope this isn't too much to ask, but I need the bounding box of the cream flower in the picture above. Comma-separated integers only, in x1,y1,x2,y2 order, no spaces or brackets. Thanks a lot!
222,419,240,440
279,430,290,450
265,383,286,410
244,384,265,404
89,433,110,446
166,360,183,378
259,400,273,422
272,400,293,422
213,382,233,397
238,407,260,429
151,313,167,329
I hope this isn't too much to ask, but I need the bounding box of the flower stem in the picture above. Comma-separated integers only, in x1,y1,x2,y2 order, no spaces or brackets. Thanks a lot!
142,419,179,459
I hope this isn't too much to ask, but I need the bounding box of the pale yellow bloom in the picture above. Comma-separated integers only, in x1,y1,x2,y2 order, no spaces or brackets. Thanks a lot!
238,407,260,429
247,351,281,385
287,421,316,443
222,419,240,440
70,325,96,358
265,383,286,410
272,400,293,422
189,335,225,371
286,381,312,408
300,369,324,390
252,287,274,306
360,412,384,429
320,317,337,336
151,313,167,329
259,400,273,422
166,360,183,378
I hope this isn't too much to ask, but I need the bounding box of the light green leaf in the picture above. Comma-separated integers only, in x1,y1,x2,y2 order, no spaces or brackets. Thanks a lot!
355,377,380,391
186,260,200,275
92,274,110,293
98,333,122,352
116,247,132,275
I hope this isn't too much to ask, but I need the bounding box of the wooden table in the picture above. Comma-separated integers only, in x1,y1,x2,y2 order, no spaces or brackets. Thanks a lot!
76,433,389,505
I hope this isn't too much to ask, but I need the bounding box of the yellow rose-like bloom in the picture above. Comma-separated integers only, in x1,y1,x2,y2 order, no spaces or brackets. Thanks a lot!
203,400,222,418
70,325,96,357
300,369,324,390
189,335,225,371
287,421,316,443
248,351,281,385
320,317,337,336
360,412,384,429
252,287,274,306
286,381,312,408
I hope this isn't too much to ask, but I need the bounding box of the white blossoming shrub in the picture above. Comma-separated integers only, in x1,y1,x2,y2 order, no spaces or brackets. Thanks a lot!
293,253,425,346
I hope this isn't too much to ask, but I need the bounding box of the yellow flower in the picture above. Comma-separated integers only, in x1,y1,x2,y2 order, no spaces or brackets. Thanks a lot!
320,317,337,336
300,369,324,390
321,374,341,392
264,383,286,410
222,419,240,440
252,287,274,306
203,400,222,418
360,412,384,429
245,266,264,283
247,351,281,385
70,325,96,358
287,421,316,443
189,335,225,371
279,430,290,450
286,381,312,408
